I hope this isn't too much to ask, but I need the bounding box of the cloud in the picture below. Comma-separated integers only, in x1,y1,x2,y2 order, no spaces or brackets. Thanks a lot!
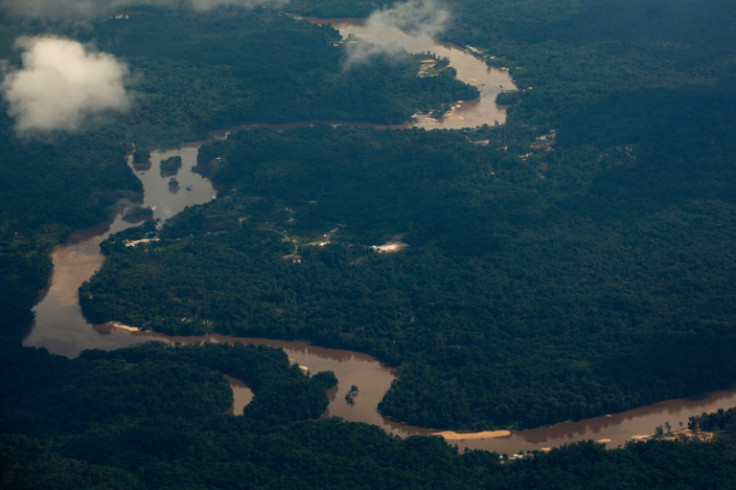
342,0,451,69
0,0,286,23
1,36,131,134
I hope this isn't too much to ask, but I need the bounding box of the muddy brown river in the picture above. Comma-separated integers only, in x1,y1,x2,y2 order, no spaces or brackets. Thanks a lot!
22,24,736,455
325,18,516,129
23,140,736,455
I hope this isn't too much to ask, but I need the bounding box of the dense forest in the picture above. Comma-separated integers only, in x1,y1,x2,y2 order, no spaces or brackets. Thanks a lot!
2,0,736,487
79,0,736,430
4,338,736,488
0,5,472,338
83,123,736,430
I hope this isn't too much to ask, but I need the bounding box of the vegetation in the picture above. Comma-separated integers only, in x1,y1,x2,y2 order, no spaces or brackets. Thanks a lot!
4,339,736,488
83,120,736,430
132,148,151,165
122,205,153,223
167,178,180,193
159,156,182,176
90,8,476,147
1,0,736,486
0,120,141,338
690,408,736,437
0,6,472,340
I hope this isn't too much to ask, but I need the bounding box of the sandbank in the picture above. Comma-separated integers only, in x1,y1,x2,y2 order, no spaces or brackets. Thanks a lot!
434,430,511,440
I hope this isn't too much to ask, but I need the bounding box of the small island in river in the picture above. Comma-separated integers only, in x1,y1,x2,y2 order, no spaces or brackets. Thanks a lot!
160,155,183,177
3,1,736,488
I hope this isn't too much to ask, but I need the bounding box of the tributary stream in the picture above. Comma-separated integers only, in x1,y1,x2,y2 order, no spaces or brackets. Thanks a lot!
22,20,736,456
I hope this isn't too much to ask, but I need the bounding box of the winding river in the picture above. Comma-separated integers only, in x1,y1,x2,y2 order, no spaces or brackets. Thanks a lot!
22,21,736,456
327,18,515,129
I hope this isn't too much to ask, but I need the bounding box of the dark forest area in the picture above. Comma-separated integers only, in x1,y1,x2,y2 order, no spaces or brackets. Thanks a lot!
2,0,736,487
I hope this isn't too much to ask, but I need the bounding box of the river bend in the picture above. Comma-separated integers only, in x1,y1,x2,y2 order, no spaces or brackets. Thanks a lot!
22,23,736,456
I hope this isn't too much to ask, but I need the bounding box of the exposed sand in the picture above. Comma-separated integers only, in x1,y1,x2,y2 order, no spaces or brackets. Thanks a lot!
109,321,142,332
434,430,511,440
371,241,409,253
124,237,159,247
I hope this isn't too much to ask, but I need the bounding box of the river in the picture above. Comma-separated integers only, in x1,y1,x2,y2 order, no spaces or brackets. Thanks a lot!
320,17,516,129
23,145,214,356
22,21,736,456
24,140,736,455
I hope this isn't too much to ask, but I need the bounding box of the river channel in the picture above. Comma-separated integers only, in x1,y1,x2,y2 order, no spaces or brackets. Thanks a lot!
321,18,515,129
22,21,736,456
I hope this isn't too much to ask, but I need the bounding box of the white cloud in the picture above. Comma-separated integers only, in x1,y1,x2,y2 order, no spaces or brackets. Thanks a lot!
1,36,131,134
343,0,451,69
0,0,286,22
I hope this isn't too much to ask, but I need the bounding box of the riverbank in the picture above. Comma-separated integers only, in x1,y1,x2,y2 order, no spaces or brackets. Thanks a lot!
21,15,736,457
23,130,736,455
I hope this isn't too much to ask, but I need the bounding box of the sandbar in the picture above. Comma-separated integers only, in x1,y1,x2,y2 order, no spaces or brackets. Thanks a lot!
434,430,511,440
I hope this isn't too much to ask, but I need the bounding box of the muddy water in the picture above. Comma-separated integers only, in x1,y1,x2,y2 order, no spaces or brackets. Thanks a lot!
224,375,254,415
21,35,735,454
451,388,736,453
132,145,216,221
138,333,399,426
328,19,516,128
22,218,149,356
120,326,736,451
23,146,216,357
24,140,736,454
